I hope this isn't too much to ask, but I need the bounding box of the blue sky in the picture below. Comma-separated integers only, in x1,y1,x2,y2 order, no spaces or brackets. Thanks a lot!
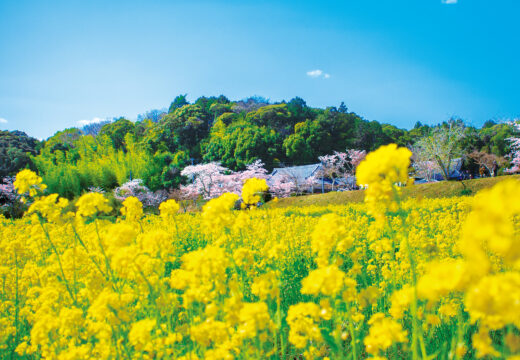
1,0,519,139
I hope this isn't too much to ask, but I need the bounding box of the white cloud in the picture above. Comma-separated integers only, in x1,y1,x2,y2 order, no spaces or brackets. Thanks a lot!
77,117,105,126
0,118,7,124
442,0,458,4
307,69,323,78
306,69,330,79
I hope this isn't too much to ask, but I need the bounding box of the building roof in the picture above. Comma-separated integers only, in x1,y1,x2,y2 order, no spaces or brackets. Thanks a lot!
271,163,322,184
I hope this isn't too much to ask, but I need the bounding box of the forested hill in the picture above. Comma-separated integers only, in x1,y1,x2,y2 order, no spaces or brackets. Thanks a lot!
1,95,517,198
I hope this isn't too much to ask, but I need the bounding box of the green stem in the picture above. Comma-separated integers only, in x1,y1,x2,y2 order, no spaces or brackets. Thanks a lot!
39,218,77,305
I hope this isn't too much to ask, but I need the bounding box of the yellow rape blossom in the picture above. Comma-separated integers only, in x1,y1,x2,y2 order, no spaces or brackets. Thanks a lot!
241,178,269,206
13,169,47,196
120,196,143,222
75,192,111,218
364,313,408,355
356,144,412,221
159,199,180,218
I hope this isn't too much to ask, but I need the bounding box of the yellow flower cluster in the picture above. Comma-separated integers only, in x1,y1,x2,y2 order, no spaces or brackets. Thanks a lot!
364,313,408,355
1,146,519,359
356,143,412,221
120,196,143,222
241,178,269,206
202,192,239,230
75,192,111,218
159,199,180,218
13,169,47,196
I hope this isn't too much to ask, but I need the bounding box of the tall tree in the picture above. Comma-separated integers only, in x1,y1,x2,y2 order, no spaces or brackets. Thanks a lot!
414,123,465,180
0,130,40,177
168,94,189,113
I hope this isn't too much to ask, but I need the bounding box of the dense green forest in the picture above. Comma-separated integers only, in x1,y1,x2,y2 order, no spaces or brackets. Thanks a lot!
1,95,517,198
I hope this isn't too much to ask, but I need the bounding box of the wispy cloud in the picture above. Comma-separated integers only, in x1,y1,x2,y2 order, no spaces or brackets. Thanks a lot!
307,69,323,78
77,117,105,126
442,0,458,4
0,118,7,124
306,69,330,79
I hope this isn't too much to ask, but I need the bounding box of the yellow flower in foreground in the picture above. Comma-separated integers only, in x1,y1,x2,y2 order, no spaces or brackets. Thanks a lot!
75,192,111,218
364,313,408,355
356,144,412,219
301,265,346,297
465,272,520,330
121,196,143,222
241,178,269,206
27,194,70,223
238,302,273,339
13,169,47,196
417,259,468,301
287,302,322,349
202,193,239,229
251,271,279,300
159,199,180,218
311,213,347,267
129,318,156,352
460,179,520,272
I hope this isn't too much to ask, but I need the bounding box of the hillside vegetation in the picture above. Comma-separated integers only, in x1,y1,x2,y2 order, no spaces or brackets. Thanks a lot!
1,95,518,200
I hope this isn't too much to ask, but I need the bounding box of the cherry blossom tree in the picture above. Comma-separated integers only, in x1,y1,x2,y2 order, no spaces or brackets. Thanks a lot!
506,121,520,173
180,162,232,199
411,146,440,182
113,179,168,208
413,160,439,182
316,149,366,191
414,123,465,180
181,160,272,200
267,173,296,198
237,160,269,181
0,177,25,218
269,171,315,196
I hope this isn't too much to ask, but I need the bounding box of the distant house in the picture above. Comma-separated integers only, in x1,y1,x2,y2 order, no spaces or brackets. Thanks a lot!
270,163,322,192
415,158,464,182
271,163,322,183
433,158,464,180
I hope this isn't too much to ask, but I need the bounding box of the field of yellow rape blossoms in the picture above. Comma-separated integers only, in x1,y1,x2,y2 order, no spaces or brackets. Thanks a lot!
1,144,519,359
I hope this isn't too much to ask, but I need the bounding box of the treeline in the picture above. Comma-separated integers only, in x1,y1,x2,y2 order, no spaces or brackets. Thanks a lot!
1,95,517,198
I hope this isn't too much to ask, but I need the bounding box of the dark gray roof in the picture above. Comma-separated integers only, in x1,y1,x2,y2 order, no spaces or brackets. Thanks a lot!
271,163,322,183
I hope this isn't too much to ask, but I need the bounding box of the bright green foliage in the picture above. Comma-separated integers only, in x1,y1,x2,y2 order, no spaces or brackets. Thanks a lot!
99,118,135,149
168,94,189,113
204,120,281,169
283,120,332,163
32,134,176,198
43,128,82,154
381,124,411,147
479,122,516,156
246,104,295,134
160,104,211,158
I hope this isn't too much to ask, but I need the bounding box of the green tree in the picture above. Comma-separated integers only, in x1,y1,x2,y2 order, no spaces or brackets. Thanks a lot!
169,94,189,113
479,122,517,156
283,119,332,164
99,118,135,150
415,123,466,180
0,130,40,177
246,104,295,135
203,120,281,169
160,104,211,158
